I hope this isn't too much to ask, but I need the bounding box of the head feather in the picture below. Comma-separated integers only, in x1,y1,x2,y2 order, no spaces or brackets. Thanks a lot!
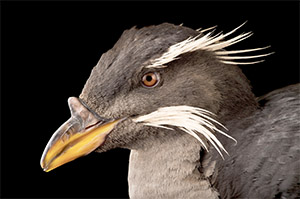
133,105,237,159
145,22,272,69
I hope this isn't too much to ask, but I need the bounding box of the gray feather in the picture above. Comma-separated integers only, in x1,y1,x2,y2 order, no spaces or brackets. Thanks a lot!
211,84,300,198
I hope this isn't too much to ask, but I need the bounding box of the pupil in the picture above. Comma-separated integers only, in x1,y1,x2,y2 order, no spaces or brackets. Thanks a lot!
146,75,153,82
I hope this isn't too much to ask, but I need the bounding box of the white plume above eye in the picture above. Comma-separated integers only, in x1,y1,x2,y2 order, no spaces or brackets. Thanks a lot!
132,105,237,159
145,22,273,69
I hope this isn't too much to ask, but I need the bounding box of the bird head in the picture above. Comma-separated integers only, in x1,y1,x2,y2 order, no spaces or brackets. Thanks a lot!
41,23,270,172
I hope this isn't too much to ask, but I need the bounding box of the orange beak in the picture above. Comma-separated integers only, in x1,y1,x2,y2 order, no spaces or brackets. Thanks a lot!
40,97,120,172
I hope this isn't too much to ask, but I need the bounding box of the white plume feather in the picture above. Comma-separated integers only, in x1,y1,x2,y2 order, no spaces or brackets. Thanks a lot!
132,105,237,159
145,22,272,69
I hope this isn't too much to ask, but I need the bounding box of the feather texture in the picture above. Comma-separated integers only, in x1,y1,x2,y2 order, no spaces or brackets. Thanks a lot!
145,22,271,69
133,105,237,158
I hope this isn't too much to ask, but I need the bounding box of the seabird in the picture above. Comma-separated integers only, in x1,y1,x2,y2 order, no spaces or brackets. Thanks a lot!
40,23,300,198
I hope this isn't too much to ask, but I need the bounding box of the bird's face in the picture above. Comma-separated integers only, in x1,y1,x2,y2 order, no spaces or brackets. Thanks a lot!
41,23,263,172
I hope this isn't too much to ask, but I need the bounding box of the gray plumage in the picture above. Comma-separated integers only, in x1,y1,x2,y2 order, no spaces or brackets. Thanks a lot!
212,84,300,198
127,85,300,199
44,23,300,198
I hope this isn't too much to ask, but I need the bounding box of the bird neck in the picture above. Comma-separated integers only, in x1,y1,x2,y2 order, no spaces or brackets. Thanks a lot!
128,132,219,199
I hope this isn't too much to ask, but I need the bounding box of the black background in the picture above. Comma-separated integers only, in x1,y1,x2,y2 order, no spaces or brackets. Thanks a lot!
1,1,299,198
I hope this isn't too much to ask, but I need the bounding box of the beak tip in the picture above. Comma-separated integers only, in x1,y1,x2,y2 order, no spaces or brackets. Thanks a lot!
40,156,49,172
41,164,51,172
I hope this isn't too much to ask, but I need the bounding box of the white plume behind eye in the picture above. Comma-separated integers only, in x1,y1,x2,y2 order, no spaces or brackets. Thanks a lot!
145,22,273,69
133,105,237,159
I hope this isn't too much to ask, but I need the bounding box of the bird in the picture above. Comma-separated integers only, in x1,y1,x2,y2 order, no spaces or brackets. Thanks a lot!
40,22,300,199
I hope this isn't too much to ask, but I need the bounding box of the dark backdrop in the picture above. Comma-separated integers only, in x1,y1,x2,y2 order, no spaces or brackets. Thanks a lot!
1,1,299,198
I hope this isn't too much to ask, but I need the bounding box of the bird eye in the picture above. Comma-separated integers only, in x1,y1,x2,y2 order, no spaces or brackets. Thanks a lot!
141,72,160,88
